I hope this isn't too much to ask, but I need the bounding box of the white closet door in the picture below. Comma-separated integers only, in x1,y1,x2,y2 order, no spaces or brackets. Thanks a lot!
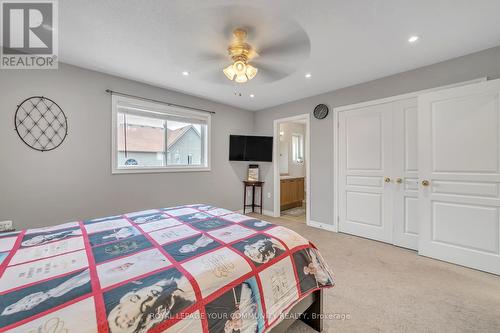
418,79,500,275
393,98,419,250
338,103,393,243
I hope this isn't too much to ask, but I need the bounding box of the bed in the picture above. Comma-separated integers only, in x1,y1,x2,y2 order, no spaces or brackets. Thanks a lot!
0,204,334,332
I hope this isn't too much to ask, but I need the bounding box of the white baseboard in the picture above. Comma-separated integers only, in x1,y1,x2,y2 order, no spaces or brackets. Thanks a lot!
308,220,337,232
262,209,274,217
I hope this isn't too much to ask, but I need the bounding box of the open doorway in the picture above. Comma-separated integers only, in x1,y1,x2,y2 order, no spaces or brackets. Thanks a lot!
273,114,310,224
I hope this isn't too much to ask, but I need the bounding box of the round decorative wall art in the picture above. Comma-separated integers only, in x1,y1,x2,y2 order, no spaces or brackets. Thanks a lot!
14,96,68,152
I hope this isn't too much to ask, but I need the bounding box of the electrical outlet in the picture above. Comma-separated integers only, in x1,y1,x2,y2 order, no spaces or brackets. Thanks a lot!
0,220,13,231
267,192,272,199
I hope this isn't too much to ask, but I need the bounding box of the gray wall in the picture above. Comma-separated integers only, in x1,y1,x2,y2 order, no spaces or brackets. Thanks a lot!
254,45,500,227
3,45,500,230
0,63,253,228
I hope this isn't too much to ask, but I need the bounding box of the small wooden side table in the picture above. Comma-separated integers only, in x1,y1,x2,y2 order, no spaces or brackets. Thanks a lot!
243,180,264,214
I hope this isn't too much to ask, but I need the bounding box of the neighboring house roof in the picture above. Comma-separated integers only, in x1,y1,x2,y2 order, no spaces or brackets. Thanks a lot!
167,125,192,148
118,124,199,152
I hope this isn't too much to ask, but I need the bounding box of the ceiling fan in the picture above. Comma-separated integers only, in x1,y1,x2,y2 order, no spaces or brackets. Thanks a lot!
222,28,259,83
177,5,311,85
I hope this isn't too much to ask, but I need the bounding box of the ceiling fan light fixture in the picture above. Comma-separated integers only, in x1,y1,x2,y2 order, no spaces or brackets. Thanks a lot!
223,64,236,80
235,73,248,83
233,60,246,75
246,64,258,80
223,60,257,83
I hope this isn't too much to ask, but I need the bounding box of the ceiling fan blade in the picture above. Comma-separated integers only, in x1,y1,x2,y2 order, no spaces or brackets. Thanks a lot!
253,63,291,83
177,47,227,72
196,51,227,62
197,62,290,85
197,67,228,84
257,29,310,60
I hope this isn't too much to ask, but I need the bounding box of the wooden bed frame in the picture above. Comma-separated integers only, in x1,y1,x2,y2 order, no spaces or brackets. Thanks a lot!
271,289,323,332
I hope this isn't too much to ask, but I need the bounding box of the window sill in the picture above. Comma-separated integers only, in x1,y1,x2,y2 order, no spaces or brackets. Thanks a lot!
112,166,211,174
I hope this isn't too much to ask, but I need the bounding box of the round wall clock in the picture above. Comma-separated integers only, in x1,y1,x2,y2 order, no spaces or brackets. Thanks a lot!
313,104,329,119
14,96,68,152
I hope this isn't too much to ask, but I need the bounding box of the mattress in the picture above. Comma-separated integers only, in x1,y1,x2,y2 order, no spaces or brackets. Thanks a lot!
0,204,334,332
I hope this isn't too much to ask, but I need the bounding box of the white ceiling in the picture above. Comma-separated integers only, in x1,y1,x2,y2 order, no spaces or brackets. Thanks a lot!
60,0,500,111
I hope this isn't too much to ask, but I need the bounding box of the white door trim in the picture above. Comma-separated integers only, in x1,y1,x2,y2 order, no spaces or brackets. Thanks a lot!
333,77,488,234
273,114,311,227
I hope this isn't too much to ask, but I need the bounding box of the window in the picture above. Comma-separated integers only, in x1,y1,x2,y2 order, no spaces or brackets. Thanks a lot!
112,95,211,173
292,134,304,164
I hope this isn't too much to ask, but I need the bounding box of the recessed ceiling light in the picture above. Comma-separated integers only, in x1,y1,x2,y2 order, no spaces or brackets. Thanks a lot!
408,35,420,43
250,94,255,98
182,71,190,76
305,73,312,78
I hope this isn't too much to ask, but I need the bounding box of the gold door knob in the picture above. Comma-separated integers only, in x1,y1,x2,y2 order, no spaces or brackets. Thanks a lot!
396,178,403,184
421,180,430,186
384,177,391,183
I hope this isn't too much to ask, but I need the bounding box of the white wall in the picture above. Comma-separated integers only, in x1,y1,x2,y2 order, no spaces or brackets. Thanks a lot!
0,63,253,229
254,45,500,228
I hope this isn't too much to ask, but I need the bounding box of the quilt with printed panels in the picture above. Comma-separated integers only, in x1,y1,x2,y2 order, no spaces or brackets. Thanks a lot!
0,204,334,332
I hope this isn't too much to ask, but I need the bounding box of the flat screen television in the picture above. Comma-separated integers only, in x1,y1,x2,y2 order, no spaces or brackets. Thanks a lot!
229,135,273,162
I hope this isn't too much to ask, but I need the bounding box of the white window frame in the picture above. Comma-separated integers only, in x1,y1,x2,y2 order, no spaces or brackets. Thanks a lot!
111,95,211,174
291,133,304,164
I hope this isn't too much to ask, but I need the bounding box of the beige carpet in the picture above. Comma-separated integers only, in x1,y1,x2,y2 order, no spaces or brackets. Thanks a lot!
248,213,500,333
